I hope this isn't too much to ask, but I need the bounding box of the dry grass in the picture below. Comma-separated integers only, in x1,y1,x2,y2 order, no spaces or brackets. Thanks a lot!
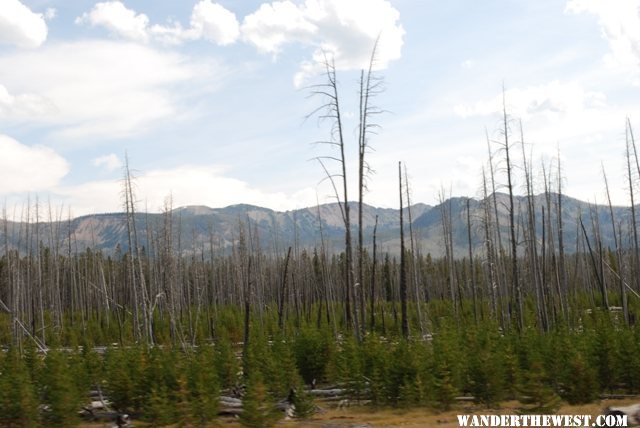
219,398,639,428
80,398,639,427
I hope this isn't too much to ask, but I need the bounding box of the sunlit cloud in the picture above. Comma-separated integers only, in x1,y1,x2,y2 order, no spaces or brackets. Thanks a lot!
0,0,48,48
0,135,68,194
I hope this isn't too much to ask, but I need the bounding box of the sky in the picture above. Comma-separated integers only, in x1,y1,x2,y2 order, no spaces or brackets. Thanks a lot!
1,0,640,217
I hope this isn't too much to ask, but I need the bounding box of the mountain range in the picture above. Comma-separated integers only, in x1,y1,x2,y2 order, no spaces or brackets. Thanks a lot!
0,193,634,258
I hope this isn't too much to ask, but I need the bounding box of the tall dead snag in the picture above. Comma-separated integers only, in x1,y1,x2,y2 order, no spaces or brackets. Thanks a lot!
439,189,456,320
486,129,508,328
579,214,607,309
235,222,253,371
357,39,383,336
370,215,378,331
481,168,499,322
312,44,383,339
589,202,609,309
542,160,564,324
123,154,153,344
497,89,523,331
310,55,357,337
603,165,629,324
277,246,293,330
399,162,409,338
404,164,425,335
555,146,569,318
626,119,640,292
520,122,546,331
466,197,478,324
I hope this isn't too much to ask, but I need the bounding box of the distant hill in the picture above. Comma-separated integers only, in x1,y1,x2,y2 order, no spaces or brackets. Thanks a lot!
0,194,633,258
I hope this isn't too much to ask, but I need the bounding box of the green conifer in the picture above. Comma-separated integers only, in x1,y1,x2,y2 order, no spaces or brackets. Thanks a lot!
41,349,83,427
0,348,40,427
291,386,316,420
187,347,220,425
560,352,598,405
215,331,240,389
239,370,280,428
468,349,505,408
144,384,175,426
434,359,458,411
516,361,561,414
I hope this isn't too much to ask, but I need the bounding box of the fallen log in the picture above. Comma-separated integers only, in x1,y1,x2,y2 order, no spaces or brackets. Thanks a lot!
308,388,347,397
600,394,640,400
455,396,475,401
218,407,243,416
219,396,243,408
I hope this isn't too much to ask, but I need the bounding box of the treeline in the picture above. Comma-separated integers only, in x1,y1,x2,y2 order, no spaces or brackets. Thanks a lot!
1,241,638,348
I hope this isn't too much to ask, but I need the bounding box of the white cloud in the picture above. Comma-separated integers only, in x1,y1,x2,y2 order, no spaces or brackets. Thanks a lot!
566,0,640,70
54,164,318,215
242,1,316,55
0,0,48,48
76,1,150,42
77,1,239,46
0,135,68,193
188,0,240,45
0,40,207,139
454,81,607,120
461,59,475,69
75,0,402,85
241,0,405,86
0,83,55,119
44,8,57,21
147,20,186,45
92,153,122,171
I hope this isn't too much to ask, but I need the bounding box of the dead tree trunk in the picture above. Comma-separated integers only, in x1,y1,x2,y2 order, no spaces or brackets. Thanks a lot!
277,246,292,330
399,162,409,338
602,165,629,324
499,89,523,331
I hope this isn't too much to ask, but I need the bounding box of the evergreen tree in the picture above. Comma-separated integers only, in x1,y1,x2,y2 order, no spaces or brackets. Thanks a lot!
144,384,175,426
516,361,561,414
175,375,197,428
387,341,419,406
615,328,640,393
294,327,333,384
0,348,40,427
187,347,220,425
468,347,505,408
41,349,84,427
239,370,280,428
501,341,520,400
362,336,390,405
290,387,316,420
434,359,458,411
559,352,598,405
104,347,145,413
215,330,240,389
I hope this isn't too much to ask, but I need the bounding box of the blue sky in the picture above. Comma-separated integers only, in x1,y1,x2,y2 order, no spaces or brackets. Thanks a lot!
1,0,640,216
